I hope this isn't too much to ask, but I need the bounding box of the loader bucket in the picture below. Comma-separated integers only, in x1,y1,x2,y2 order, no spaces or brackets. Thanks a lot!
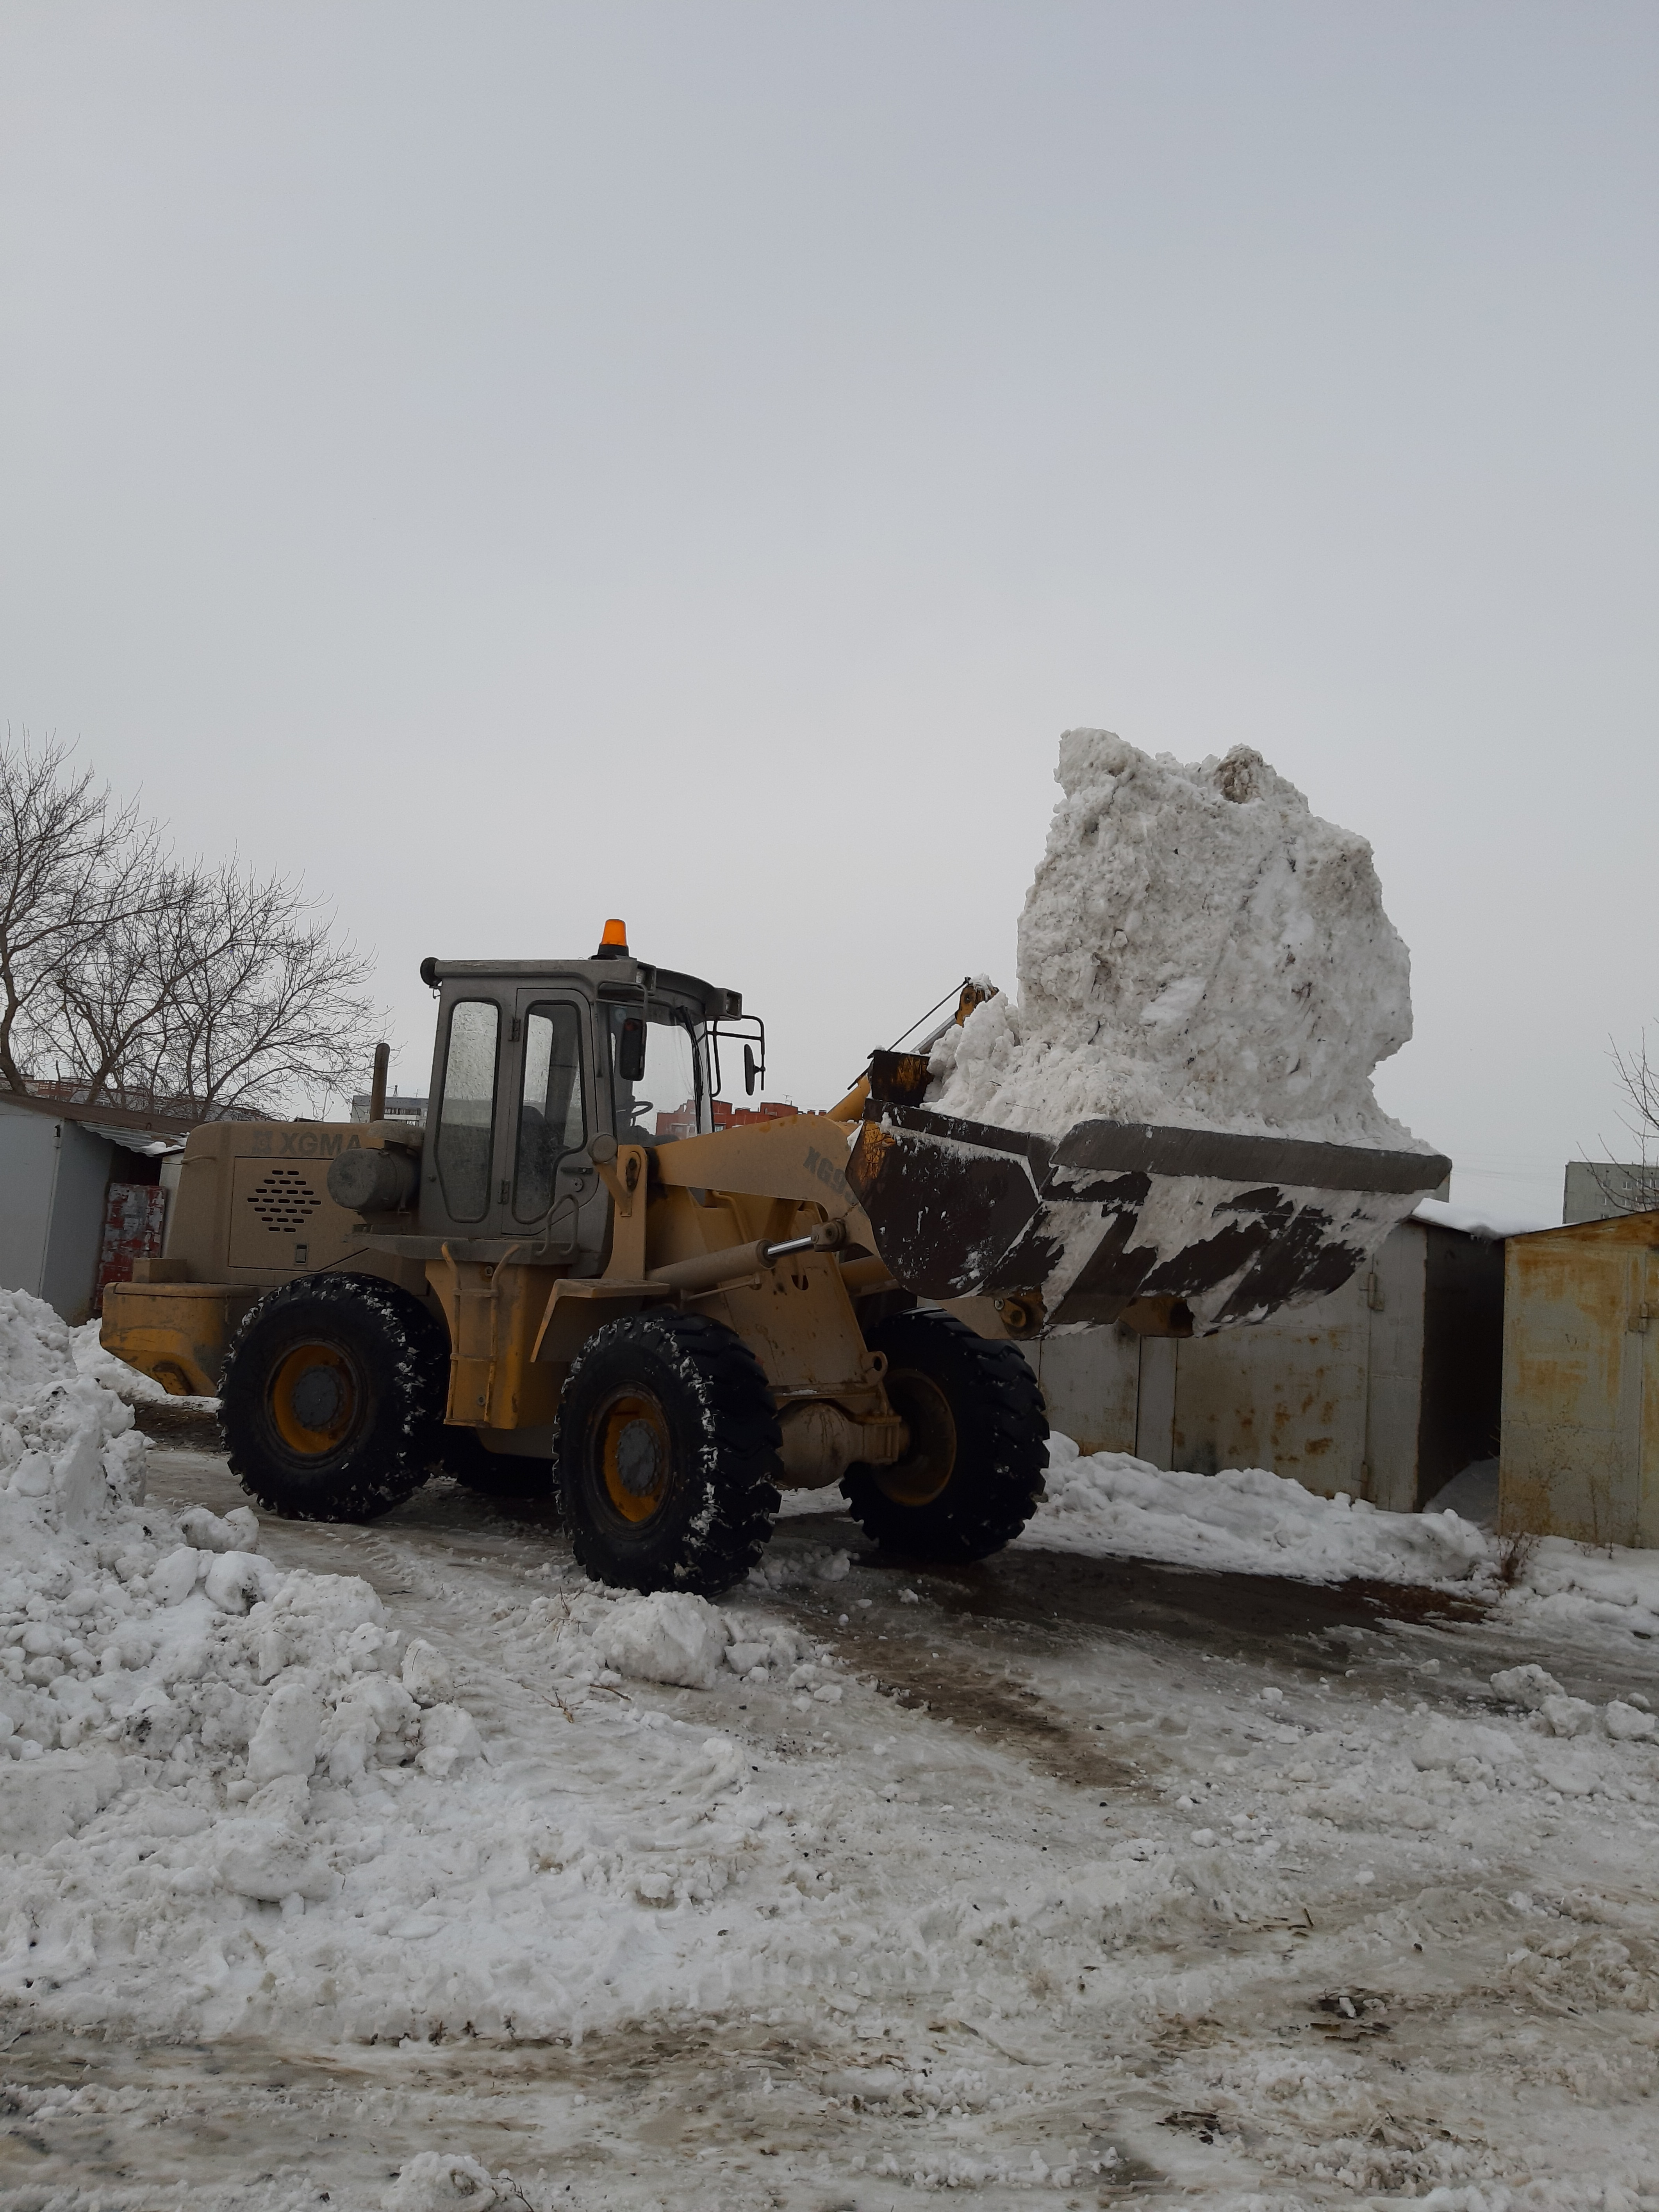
846,1052,1451,1335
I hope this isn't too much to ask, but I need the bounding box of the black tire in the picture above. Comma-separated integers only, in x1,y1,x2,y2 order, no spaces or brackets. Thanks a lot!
841,1310,1048,1563
555,1311,781,1595
438,1425,555,1501
219,1275,445,1522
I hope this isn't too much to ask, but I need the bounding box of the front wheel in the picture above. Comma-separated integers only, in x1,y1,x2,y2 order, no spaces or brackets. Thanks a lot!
219,1275,444,1522
841,1310,1048,1562
555,1311,781,1595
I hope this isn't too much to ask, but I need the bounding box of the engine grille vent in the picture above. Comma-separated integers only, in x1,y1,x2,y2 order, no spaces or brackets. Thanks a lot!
246,1167,323,1233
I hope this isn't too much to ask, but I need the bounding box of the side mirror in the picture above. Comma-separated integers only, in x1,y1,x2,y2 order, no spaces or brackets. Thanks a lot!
616,1016,647,1084
743,1043,759,1097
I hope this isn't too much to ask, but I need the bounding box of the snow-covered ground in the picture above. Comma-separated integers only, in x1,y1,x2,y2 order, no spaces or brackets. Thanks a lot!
5,1290,1659,2212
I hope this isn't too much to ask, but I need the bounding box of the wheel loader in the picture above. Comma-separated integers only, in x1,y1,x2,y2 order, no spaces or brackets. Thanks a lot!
101,922,1449,1595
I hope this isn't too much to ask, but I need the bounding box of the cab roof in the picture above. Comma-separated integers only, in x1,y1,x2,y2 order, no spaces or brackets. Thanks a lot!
418,956,741,1020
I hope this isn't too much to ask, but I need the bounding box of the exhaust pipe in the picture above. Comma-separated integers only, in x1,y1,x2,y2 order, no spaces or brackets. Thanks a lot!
368,1040,390,1123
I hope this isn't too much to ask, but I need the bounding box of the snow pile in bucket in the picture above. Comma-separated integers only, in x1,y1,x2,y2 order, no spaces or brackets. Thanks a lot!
1026,1434,1491,1586
926,731,1430,1150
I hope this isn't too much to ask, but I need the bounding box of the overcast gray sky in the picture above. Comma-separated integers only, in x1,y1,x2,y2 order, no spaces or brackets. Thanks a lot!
3,3,1654,1220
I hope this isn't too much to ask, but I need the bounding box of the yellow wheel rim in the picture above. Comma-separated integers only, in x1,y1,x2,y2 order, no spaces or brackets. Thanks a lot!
598,1392,673,1523
876,1368,956,1507
269,1341,359,1456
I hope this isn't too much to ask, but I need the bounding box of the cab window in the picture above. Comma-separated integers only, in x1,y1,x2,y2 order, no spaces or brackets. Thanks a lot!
515,1003,586,1221
434,1000,499,1222
609,1006,709,1140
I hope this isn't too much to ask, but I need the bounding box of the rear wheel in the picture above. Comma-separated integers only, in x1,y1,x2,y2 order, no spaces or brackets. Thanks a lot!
219,1275,444,1522
841,1310,1047,1562
556,1311,781,1594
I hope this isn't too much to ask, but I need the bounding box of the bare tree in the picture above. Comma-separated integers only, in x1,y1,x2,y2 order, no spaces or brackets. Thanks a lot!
1,733,380,1118
145,863,376,1117
0,733,161,1094
1595,1029,1659,1215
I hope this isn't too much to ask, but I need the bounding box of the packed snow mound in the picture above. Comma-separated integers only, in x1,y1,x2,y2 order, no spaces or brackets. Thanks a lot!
0,1287,148,1526
1028,1434,1490,1585
0,1277,498,2031
0,1487,476,1793
2,1455,839,2043
0,1479,493,2020
927,731,1429,1150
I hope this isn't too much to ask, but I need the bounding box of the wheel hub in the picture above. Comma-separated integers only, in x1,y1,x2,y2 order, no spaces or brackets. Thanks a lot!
599,1392,672,1523
291,1365,345,1430
269,1342,359,1456
873,1368,956,1507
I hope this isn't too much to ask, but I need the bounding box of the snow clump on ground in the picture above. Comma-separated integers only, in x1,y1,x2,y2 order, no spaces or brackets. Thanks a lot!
382,2150,504,2208
927,730,1432,1150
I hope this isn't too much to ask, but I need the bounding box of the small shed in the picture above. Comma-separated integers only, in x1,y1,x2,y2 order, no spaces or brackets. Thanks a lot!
1499,1210,1659,1547
0,1091,193,1324
1023,1208,1504,1513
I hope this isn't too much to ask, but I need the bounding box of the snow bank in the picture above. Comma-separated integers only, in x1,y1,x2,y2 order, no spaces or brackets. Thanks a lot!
1029,1434,1490,1586
2,1270,846,2051
0,1287,499,2034
927,731,1429,1151
1495,1534,1659,1643
1029,1434,1659,1645
0,1288,148,1525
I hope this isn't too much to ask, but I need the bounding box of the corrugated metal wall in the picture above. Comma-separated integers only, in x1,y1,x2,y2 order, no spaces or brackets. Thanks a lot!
1024,1218,1503,1514
1500,1211,1659,1547
0,1098,165,1324
0,1105,59,1301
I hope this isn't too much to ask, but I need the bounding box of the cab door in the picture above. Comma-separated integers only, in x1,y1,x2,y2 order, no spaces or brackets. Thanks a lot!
508,989,608,1271
425,992,511,1241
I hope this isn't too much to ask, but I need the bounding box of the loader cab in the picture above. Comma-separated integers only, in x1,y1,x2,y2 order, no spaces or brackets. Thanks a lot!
416,949,745,1265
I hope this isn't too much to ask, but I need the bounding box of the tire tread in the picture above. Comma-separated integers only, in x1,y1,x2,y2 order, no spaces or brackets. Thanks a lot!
841,1310,1048,1563
219,1274,445,1523
555,1310,781,1595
